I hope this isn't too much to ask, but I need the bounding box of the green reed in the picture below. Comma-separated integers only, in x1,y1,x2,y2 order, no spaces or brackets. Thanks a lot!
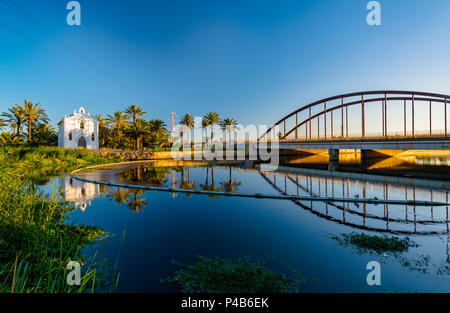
0,147,120,293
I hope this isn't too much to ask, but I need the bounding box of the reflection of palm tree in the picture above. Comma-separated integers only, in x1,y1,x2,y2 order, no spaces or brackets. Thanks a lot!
179,167,196,197
201,166,220,199
98,184,109,198
119,167,169,185
201,166,209,190
210,167,219,191
221,179,241,193
108,187,130,204
126,189,147,213
221,166,241,193
134,167,143,181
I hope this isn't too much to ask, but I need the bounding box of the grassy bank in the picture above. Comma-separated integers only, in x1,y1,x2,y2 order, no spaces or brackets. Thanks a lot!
1,146,119,184
0,147,119,293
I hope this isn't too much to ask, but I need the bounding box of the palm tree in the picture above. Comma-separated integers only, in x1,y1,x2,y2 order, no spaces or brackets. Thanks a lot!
180,113,195,147
22,100,48,143
2,104,25,137
106,111,129,147
203,112,220,142
0,132,19,146
201,119,209,146
220,118,239,147
126,118,150,150
0,118,6,131
148,119,167,134
95,114,110,147
125,104,146,123
32,123,57,145
148,119,169,148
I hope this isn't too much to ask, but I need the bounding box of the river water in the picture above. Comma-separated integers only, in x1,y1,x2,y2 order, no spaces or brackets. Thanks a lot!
38,157,450,292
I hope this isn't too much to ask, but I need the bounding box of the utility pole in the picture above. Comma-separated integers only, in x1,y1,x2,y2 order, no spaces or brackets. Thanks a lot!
170,111,175,143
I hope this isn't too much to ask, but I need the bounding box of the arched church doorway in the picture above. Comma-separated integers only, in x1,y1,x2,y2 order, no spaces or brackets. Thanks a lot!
77,136,87,148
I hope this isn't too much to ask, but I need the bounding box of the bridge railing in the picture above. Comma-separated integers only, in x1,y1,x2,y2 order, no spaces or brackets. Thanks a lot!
259,91,450,142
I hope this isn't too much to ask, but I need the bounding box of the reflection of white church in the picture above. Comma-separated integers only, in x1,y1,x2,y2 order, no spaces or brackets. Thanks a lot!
58,176,99,212
58,106,99,149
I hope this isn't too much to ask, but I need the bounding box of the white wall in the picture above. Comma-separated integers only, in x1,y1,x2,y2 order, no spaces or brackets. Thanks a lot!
58,108,99,150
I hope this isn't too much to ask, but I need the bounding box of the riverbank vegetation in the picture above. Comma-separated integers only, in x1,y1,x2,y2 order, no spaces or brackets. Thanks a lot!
0,147,119,293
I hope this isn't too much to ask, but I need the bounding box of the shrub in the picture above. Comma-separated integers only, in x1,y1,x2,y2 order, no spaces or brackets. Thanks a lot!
332,232,418,254
162,256,305,293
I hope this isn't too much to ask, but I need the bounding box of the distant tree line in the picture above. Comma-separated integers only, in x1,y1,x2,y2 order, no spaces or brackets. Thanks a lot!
0,102,239,150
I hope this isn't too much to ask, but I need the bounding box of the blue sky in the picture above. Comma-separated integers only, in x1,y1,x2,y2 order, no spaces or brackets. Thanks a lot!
1,0,450,134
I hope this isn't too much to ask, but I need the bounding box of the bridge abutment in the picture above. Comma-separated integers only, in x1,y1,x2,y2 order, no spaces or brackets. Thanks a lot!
360,149,371,171
328,148,340,171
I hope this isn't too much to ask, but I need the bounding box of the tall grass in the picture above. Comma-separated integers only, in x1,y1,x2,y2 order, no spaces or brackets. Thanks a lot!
0,147,120,293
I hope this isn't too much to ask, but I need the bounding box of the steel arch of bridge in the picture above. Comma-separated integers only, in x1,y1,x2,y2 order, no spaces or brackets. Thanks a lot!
259,90,450,141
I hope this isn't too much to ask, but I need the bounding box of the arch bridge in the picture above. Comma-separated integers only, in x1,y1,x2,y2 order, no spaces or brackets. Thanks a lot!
259,90,449,150
258,91,450,169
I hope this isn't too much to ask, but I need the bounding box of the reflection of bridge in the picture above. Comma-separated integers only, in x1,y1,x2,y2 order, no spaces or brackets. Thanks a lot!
258,91,450,169
259,170,449,235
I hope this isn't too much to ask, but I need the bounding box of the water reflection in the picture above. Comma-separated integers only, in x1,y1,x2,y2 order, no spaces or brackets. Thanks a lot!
119,167,170,185
50,176,148,213
280,150,450,179
40,159,450,291
69,161,449,236
259,171,449,235
58,176,99,212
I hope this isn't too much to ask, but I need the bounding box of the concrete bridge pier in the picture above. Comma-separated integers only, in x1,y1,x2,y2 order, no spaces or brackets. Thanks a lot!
328,148,340,171
360,149,370,171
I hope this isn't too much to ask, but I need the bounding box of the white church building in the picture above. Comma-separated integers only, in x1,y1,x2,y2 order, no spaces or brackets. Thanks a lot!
58,106,99,150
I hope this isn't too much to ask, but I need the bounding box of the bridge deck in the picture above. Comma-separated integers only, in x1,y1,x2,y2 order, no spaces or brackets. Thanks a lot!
259,136,450,150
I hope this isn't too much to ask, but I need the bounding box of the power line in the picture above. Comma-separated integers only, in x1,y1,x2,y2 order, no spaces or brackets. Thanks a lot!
0,0,144,103
0,17,91,76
